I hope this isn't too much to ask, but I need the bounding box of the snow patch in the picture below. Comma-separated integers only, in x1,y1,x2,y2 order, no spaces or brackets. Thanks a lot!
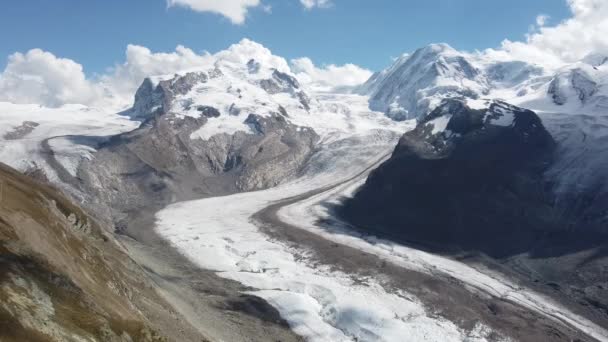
426,115,452,134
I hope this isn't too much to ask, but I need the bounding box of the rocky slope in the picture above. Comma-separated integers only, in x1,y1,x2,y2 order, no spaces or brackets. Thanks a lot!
43,42,324,229
342,99,558,257
0,162,206,342
76,69,319,228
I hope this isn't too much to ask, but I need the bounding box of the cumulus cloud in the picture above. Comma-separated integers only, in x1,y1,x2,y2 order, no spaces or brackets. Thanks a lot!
166,0,328,24
300,0,332,10
486,0,608,68
0,49,103,108
0,39,370,108
0,45,215,110
291,57,372,91
166,0,261,24
102,44,213,105
535,14,550,27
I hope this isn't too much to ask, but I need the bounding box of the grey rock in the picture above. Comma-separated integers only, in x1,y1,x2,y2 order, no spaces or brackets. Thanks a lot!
247,59,261,74
197,106,221,118
125,72,209,119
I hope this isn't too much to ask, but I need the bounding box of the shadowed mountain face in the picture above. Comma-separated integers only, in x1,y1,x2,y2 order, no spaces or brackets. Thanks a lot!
342,99,584,258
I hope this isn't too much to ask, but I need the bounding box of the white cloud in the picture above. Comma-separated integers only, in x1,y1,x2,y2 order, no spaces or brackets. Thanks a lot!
291,57,372,91
166,0,261,24
0,45,215,110
166,0,329,23
0,49,103,108
486,0,608,68
0,39,370,108
102,44,213,106
536,14,550,27
300,0,332,10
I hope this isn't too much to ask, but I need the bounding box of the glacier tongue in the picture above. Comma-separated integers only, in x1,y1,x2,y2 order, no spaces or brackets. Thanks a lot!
155,129,511,342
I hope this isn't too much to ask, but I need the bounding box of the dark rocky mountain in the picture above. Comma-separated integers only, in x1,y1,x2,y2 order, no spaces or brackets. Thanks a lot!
342,99,559,257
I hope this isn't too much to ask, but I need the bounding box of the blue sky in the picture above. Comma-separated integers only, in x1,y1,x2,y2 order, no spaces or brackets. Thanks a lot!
0,0,571,74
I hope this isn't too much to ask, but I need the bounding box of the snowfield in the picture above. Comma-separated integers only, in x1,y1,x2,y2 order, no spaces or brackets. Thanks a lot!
0,102,139,182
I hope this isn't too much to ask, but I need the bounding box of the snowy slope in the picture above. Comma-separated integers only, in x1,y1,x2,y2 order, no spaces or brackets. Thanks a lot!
0,102,138,182
509,61,608,115
361,44,491,121
361,43,608,120
122,39,408,146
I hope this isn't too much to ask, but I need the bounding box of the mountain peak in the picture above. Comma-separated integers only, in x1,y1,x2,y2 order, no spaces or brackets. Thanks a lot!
416,43,457,56
216,38,291,75
362,43,486,120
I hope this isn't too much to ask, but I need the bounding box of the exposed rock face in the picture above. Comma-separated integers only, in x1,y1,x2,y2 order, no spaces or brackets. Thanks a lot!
260,70,311,110
342,99,558,257
126,72,212,120
0,163,203,342
75,72,318,226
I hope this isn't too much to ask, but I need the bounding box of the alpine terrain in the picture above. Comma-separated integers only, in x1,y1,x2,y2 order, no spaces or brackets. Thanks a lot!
1,8,608,342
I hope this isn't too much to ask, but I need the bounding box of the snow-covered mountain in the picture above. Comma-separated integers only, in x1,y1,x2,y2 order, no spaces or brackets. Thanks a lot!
361,43,608,120
359,44,491,120
120,39,404,140
344,44,608,328
0,39,404,195
21,40,405,226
